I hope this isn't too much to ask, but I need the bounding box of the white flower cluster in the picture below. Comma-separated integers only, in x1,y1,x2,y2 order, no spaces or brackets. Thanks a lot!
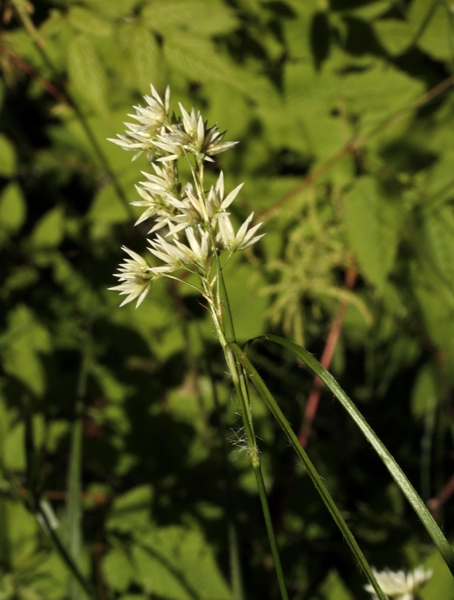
364,566,432,600
109,85,264,308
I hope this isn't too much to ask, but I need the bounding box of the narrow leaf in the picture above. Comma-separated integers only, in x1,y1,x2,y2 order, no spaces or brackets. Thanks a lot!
227,342,387,600
259,334,454,575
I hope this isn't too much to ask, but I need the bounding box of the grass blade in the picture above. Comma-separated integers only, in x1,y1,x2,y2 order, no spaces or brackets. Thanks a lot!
260,333,454,575
227,341,387,600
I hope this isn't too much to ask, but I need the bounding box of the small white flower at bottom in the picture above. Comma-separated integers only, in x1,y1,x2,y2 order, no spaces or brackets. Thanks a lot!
364,566,432,600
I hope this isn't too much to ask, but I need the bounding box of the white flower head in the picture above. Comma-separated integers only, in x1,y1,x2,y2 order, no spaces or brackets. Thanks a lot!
202,123,238,160
148,226,210,274
218,212,265,254
109,246,155,307
152,128,190,162
108,85,171,159
110,85,265,309
177,104,238,161
364,566,432,600
205,171,244,220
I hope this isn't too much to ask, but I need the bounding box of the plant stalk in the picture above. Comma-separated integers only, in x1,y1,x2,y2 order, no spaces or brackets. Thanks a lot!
207,265,289,600
228,341,388,600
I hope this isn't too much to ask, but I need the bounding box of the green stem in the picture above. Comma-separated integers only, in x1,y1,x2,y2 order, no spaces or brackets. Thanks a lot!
67,331,91,599
227,341,388,600
205,352,245,600
207,264,288,599
223,345,289,600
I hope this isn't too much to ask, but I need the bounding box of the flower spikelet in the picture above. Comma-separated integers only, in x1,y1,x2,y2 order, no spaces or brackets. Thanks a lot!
109,246,154,307
109,85,264,308
364,566,433,600
108,85,171,160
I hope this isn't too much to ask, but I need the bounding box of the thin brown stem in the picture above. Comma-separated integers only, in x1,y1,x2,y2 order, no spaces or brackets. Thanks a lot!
0,41,70,104
259,75,454,222
427,474,454,521
272,268,357,532
299,268,357,447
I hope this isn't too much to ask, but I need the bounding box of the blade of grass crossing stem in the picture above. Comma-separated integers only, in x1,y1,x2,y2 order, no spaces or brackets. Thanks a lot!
260,334,454,575
227,342,388,600
2,470,94,598
37,501,95,599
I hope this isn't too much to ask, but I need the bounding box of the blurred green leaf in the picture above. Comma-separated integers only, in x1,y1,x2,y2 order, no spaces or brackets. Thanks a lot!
0,499,37,566
421,550,454,599
130,25,162,95
67,33,108,113
224,260,267,341
373,19,413,56
319,570,351,600
67,5,112,37
412,363,440,418
132,525,232,600
164,34,245,90
421,204,454,289
0,134,16,177
0,183,26,240
2,306,51,397
410,0,452,61
30,206,64,248
341,60,425,121
142,0,238,36
344,176,401,291
102,547,134,592
89,173,136,225
107,485,153,533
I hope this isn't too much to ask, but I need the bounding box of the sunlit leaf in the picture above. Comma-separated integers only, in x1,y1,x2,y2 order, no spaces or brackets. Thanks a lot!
132,526,232,600
68,5,112,36
0,183,26,243
2,306,51,397
67,33,109,113
142,0,238,36
130,25,162,95
0,134,16,177
30,206,65,248
344,176,401,291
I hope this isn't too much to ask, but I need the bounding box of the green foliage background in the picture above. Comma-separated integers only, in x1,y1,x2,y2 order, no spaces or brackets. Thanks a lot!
1,0,454,598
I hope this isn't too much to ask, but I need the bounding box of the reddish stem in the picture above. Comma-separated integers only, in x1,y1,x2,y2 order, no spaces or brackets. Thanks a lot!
272,268,357,532
299,268,357,447
0,41,70,105
427,473,454,521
